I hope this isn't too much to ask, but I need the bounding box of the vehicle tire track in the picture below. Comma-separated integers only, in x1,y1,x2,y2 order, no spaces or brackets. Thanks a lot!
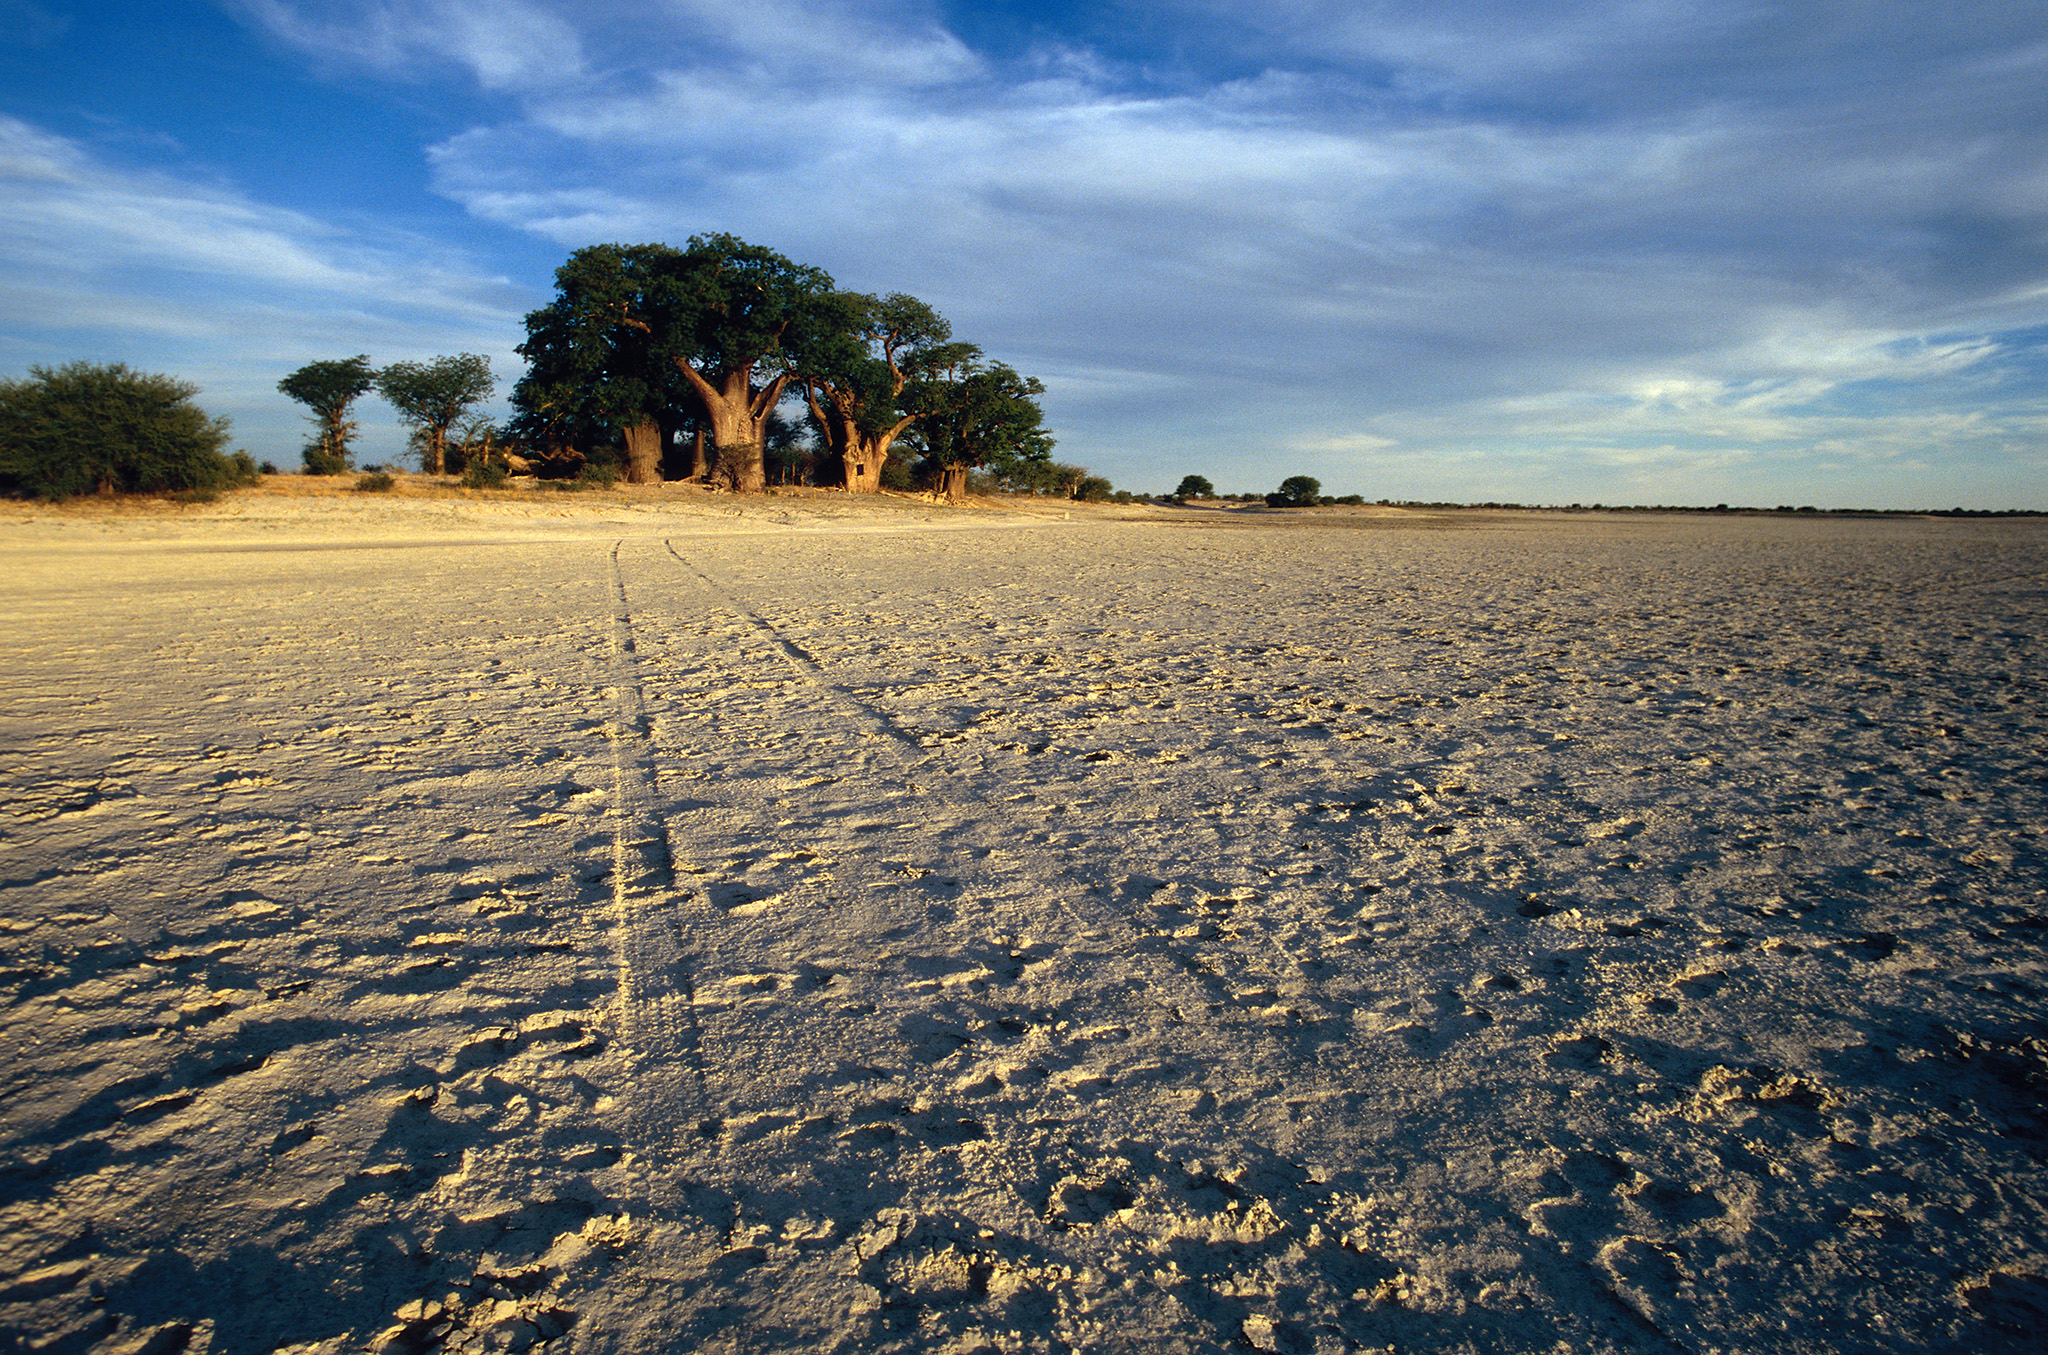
659,537,1215,1020
605,541,709,1127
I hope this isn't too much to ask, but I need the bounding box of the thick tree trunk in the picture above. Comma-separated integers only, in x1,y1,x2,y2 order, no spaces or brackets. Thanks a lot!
691,428,708,482
675,360,786,494
840,451,882,493
427,428,446,476
940,464,968,502
712,443,766,493
621,420,662,484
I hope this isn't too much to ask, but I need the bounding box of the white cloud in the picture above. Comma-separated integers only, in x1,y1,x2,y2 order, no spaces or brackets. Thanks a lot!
231,0,586,88
0,116,531,460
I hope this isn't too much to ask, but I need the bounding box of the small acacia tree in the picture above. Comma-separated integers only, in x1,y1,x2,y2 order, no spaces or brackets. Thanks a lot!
0,361,246,499
377,354,495,475
1271,475,1322,507
278,355,375,473
1175,474,1215,500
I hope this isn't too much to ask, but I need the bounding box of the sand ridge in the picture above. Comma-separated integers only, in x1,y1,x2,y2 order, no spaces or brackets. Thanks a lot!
1,495,2044,1353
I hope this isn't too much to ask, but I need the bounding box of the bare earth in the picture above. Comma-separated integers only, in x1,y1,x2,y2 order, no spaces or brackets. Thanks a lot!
3,485,2045,1354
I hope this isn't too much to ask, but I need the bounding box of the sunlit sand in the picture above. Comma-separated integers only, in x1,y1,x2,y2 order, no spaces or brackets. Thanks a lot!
4,487,2043,1353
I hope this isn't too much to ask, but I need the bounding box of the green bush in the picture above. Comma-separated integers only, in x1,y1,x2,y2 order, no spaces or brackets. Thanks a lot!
575,461,618,488
0,361,240,500
1274,475,1321,507
461,461,509,490
302,444,351,475
354,471,395,492
1075,476,1113,502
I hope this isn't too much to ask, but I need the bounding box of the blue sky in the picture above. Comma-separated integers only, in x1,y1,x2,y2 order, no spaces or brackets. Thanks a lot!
3,1,2044,506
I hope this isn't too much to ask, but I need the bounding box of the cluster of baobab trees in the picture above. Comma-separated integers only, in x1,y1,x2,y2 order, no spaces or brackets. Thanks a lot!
507,234,1055,496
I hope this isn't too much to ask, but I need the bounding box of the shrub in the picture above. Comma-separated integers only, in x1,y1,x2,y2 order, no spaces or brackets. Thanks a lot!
257,460,278,476
1075,476,1113,502
0,361,241,500
302,445,350,475
354,471,395,492
461,461,509,490
575,460,618,488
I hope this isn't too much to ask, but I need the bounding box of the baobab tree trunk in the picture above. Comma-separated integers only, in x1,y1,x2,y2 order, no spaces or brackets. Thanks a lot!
621,420,662,484
691,428,708,481
839,452,882,493
711,443,766,493
940,464,968,502
675,361,785,494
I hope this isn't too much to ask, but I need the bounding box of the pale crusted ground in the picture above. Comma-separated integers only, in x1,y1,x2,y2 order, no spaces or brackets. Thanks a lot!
2,488,2045,1354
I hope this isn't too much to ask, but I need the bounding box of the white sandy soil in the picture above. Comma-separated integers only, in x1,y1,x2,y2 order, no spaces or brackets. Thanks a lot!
2,485,2045,1354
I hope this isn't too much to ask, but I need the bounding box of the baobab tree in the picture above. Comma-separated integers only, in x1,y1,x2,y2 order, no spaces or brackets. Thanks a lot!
512,236,833,489
800,292,972,492
904,356,1053,502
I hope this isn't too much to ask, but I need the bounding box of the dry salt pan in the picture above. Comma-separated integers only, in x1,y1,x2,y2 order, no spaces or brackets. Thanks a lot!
2,493,2045,1353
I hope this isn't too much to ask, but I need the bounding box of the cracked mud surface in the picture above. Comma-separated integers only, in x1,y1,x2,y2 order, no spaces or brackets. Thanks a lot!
3,500,2044,1353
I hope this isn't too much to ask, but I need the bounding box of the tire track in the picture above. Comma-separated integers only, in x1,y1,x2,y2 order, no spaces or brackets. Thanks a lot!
652,535,1691,1351
605,541,709,1126
659,536,1215,1022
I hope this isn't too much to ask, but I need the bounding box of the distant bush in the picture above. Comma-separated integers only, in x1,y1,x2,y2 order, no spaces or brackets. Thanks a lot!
460,461,509,490
1075,476,1113,502
302,445,350,475
576,461,618,489
0,361,244,500
1174,474,1214,500
354,471,395,492
1335,493,1365,506
1272,475,1321,507
257,460,278,476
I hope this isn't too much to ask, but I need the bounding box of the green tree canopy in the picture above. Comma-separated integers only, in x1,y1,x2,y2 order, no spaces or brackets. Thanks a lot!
799,291,972,492
1175,474,1215,500
377,354,495,475
511,236,835,488
510,244,692,482
1273,475,1322,507
903,357,1053,501
278,355,375,473
1,361,243,499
